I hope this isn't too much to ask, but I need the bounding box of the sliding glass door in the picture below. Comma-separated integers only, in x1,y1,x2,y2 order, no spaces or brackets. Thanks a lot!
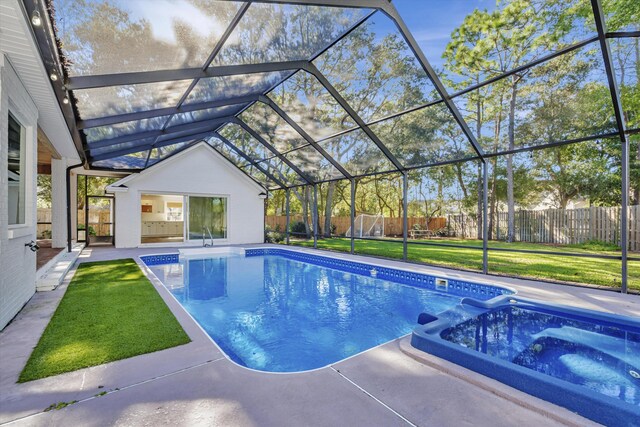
188,196,227,241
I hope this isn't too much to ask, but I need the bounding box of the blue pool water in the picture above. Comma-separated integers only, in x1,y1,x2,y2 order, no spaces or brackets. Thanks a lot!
146,251,508,372
440,305,640,406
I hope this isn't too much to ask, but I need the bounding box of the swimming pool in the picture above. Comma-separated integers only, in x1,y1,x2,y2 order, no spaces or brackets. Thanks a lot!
411,295,640,426
141,248,512,372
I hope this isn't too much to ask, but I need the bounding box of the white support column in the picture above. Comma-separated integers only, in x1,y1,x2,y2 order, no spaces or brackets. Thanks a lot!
50,157,68,247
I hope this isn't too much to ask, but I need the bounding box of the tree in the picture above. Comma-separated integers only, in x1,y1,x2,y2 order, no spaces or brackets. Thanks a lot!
37,175,52,208
444,0,600,240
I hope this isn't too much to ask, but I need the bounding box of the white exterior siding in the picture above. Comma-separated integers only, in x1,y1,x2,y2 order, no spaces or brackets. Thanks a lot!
0,56,39,330
111,143,265,248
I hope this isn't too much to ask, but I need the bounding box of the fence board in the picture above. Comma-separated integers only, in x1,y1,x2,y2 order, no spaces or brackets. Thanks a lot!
266,215,446,236
447,205,640,250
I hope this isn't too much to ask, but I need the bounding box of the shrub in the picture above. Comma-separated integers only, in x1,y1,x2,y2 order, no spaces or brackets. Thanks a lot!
290,221,307,234
265,231,285,243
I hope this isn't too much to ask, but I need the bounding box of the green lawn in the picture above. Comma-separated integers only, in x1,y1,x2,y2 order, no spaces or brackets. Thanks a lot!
291,238,640,291
19,259,190,382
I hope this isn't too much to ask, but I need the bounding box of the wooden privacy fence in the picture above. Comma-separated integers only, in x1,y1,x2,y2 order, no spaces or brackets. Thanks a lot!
77,209,112,236
448,205,640,251
265,215,446,237
36,208,113,238
36,208,52,238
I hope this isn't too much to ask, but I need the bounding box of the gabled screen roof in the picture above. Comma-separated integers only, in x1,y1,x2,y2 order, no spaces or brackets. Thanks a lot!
32,0,637,189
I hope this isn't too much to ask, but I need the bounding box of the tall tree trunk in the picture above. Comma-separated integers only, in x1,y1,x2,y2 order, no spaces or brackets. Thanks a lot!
477,163,483,240
488,92,504,241
506,76,519,243
635,37,640,205
454,164,469,199
324,181,335,237
302,186,311,238
635,137,640,205
475,83,484,240
488,159,497,241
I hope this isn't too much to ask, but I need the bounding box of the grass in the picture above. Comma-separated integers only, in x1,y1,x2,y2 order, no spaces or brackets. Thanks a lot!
19,259,190,382
291,238,640,291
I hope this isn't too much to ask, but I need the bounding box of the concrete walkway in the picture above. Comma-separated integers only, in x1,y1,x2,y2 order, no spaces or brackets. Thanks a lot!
1,245,638,426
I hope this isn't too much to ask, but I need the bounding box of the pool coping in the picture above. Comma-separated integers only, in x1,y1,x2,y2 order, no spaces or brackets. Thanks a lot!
134,245,603,425
410,294,640,427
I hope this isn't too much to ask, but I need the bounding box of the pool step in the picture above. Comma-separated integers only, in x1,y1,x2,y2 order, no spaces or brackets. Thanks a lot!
178,247,245,260
532,326,640,370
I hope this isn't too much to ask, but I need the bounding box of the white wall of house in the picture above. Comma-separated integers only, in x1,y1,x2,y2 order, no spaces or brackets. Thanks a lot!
0,56,39,330
109,143,265,248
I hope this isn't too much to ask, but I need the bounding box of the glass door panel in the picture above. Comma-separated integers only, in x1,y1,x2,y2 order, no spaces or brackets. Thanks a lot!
87,196,114,246
188,196,227,240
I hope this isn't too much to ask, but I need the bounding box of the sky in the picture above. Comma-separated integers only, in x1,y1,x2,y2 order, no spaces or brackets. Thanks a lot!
393,0,496,70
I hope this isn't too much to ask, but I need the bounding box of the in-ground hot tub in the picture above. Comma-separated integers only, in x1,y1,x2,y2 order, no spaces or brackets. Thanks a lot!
411,295,640,426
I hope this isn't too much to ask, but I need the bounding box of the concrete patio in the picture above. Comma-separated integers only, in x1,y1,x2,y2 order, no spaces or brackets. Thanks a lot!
1,245,639,427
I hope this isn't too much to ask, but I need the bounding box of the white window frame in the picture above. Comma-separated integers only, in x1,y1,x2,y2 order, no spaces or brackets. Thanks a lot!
7,108,33,238
137,191,229,245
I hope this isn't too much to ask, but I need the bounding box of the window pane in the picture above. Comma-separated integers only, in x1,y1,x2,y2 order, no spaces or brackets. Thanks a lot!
214,3,370,65
253,157,307,187
184,71,291,105
407,159,484,272
88,137,156,157
52,0,243,76
218,123,273,162
87,176,120,196
603,2,640,32
394,0,596,91
240,102,308,152
207,136,251,167
318,128,395,175
283,145,344,182
369,103,477,168
7,114,25,225
84,116,170,143
314,12,439,123
451,42,618,154
147,142,191,166
91,151,149,169
74,80,192,120
155,128,210,144
243,165,274,189
611,37,639,129
166,104,248,128
268,71,356,140
188,197,227,240
353,171,402,243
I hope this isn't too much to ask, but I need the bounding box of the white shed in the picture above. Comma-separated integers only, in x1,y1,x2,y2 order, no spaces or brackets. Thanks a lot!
106,142,265,248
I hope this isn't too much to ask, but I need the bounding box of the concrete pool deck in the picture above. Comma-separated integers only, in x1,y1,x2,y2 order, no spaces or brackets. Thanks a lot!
1,245,638,426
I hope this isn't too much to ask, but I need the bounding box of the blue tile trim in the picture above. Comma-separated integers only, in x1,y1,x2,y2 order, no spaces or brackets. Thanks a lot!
140,254,179,266
245,248,513,300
